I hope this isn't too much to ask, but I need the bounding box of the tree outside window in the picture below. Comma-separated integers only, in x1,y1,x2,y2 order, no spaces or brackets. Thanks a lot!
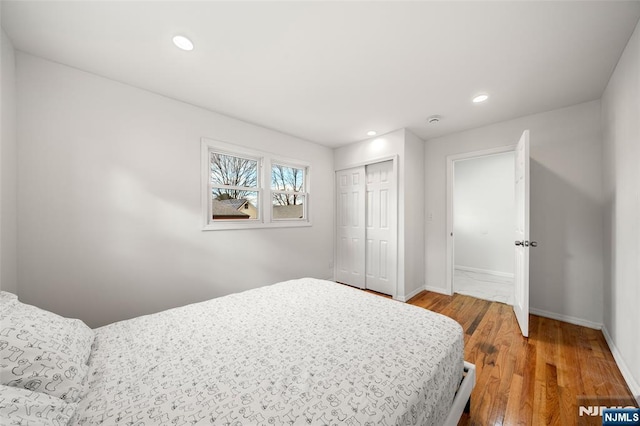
210,152,259,220
271,164,306,220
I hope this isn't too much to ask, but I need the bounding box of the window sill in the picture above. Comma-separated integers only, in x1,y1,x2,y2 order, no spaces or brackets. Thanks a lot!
202,220,312,231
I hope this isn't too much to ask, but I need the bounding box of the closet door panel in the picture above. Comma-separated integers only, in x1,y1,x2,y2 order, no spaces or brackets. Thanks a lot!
365,161,396,296
335,167,366,288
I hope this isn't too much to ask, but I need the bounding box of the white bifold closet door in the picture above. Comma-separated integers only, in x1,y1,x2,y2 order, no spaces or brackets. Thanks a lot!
336,166,366,288
336,160,397,296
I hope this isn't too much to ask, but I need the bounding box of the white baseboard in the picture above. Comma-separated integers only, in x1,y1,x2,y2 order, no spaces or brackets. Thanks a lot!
395,285,426,302
601,326,640,404
423,285,451,296
405,285,426,301
455,265,514,278
395,284,452,302
529,307,602,330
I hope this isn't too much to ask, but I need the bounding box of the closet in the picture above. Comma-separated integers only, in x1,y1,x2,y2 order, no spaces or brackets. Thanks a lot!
335,160,397,296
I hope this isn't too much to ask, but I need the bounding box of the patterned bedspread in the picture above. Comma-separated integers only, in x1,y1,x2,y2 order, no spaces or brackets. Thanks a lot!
72,278,464,425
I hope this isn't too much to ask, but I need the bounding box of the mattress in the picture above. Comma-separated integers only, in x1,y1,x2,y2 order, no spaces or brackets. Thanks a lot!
72,278,464,425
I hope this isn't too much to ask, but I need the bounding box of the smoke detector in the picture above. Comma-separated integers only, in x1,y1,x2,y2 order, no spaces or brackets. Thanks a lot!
427,115,442,124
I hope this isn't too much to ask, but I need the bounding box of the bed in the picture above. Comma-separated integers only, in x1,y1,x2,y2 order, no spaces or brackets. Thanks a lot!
0,278,475,425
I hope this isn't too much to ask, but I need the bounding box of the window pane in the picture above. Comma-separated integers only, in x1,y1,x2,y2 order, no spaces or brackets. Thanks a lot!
271,164,304,191
272,194,305,219
212,190,259,220
210,152,258,188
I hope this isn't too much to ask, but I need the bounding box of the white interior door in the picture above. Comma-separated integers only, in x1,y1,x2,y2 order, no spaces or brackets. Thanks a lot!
336,167,366,288
514,130,531,337
365,161,396,295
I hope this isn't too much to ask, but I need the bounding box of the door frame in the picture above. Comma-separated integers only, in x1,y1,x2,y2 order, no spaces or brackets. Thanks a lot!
445,145,516,296
334,155,399,298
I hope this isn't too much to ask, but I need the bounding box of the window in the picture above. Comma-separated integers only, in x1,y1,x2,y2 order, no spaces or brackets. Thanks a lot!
209,151,260,221
202,138,311,230
271,163,307,220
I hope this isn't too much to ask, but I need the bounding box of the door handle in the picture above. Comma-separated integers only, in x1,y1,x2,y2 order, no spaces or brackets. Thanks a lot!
515,240,538,247
515,241,524,246
530,241,538,247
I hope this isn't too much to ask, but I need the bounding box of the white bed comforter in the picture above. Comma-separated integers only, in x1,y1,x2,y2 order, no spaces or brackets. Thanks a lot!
72,278,464,425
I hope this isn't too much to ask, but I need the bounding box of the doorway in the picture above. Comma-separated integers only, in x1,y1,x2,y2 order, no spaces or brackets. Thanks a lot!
335,160,397,296
446,131,532,336
451,150,516,304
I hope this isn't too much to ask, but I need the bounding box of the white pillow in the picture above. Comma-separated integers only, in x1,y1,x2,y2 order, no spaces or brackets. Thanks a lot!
0,296,94,403
0,291,17,301
0,292,17,315
0,385,78,425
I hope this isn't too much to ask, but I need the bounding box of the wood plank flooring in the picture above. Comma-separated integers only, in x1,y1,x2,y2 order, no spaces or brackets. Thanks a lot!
405,291,637,426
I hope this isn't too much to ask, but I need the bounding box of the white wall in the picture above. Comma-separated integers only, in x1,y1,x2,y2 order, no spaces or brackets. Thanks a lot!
425,100,604,327
454,152,515,275
334,128,426,301
403,130,426,299
601,18,640,401
1,27,17,294
16,53,335,328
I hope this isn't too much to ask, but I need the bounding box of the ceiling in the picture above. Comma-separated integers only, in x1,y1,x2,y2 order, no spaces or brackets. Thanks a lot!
2,1,640,147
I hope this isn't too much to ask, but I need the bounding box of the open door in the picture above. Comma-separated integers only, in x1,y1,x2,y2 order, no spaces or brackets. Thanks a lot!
514,130,531,337
336,167,366,288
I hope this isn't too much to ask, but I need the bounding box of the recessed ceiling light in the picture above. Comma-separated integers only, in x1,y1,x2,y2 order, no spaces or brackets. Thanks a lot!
367,130,377,136
472,94,489,103
173,35,194,51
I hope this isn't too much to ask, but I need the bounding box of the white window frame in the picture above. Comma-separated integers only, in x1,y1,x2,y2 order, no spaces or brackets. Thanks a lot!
201,138,312,231
208,148,262,222
270,161,309,222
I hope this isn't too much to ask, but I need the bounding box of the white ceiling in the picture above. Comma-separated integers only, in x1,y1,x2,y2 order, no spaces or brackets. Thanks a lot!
2,1,640,147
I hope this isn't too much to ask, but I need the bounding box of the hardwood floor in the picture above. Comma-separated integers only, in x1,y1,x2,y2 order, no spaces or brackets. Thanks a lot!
406,291,637,426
